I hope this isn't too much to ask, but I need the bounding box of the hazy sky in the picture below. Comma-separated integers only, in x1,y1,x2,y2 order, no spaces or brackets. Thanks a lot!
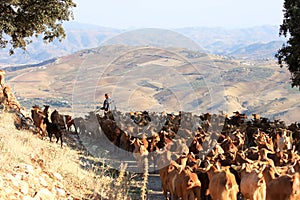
73,0,285,29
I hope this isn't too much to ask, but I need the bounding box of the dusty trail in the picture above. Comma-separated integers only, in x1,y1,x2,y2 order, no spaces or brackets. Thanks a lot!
64,132,165,200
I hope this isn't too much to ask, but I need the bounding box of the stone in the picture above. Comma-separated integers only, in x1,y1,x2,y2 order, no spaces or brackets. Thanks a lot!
53,172,63,181
21,163,35,174
55,187,66,197
20,181,29,195
39,177,48,187
35,188,55,200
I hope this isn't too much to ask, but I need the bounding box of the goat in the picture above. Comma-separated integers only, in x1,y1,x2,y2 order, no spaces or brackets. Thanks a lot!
0,70,5,88
44,117,63,147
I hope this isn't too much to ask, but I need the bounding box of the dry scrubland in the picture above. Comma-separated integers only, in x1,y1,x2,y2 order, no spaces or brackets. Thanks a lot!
0,111,146,199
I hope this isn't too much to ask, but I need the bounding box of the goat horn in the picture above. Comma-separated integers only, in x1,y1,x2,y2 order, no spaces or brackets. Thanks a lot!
130,138,136,145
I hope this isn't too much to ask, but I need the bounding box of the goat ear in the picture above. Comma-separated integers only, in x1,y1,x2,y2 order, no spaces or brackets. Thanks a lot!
231,165,242,172
190,152,195,158
177,165,184,174
167,165,174,173
225,179,233,190
245,164,252,173
215,161,222,171
186,166,193,172
187,179,194,187
138,139,143,145
276,133,281,140
168,161,179,173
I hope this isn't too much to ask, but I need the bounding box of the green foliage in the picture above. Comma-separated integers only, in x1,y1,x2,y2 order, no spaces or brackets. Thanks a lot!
0,0,76,54
276,0,300,89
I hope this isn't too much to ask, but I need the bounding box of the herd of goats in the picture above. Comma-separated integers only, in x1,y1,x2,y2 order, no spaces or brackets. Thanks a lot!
0,70,76,148
95,109,300,200
1,70,300,199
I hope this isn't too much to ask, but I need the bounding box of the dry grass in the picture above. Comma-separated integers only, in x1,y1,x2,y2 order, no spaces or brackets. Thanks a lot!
0,111,132,199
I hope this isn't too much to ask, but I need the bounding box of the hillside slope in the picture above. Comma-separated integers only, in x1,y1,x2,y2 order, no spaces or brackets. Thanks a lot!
0,111,133,199
5,44,300,123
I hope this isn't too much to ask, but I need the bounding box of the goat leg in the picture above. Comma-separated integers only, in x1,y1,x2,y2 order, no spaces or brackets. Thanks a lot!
60,134,63,148
49,133,52,142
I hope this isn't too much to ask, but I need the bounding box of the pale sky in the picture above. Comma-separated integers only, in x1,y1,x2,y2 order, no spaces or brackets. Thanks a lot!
73,0,285,29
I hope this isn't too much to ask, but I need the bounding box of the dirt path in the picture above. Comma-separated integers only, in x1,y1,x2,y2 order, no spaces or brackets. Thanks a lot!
147,173,164,200
64,133,165,200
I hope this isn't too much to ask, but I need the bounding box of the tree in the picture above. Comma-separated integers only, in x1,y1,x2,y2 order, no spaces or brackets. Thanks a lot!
0,0,76,54
276,0,300,89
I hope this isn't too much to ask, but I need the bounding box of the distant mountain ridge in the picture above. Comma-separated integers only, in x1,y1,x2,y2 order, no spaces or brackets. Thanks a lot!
176,26,285,57
228,41,284,59
0,22,285,65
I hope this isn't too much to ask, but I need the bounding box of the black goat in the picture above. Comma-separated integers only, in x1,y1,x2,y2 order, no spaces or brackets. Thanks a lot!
44,117,63,147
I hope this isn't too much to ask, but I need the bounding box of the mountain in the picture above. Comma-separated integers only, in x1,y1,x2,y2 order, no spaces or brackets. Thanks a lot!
175,26,285,54
5,44,300,124
0,23,285,65
0,22,120,65
228,41,284,59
